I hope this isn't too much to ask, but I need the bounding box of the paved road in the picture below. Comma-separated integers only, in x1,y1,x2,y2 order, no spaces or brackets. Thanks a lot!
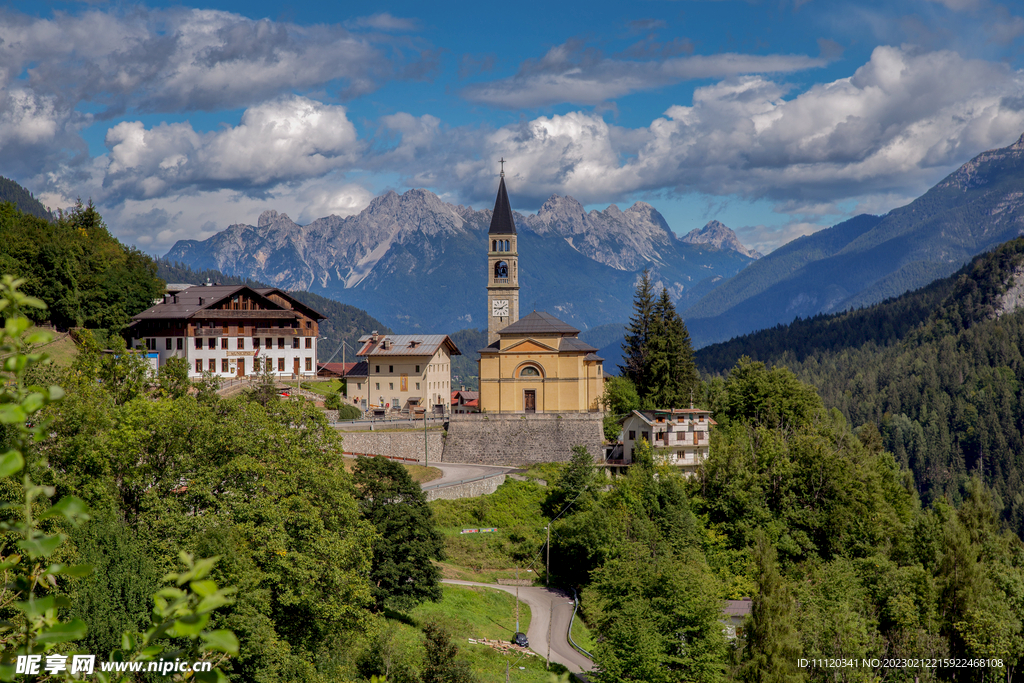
441,579,594,674
424,462,516,489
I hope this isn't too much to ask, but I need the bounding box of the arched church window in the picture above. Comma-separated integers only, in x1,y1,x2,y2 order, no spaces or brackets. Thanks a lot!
519,366,540,377
492,240,497,252
495,261,508,278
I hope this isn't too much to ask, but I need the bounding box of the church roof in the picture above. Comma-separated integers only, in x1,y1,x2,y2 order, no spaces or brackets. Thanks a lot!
499,311,580,336
489,176,517,235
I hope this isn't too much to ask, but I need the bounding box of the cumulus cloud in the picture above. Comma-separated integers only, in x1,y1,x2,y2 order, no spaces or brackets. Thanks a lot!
346,12,420,32
460,40,827,108
100,96,362,201
395,46,1024,214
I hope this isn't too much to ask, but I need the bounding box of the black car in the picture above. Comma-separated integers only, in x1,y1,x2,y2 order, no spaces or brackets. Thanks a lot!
512,632,529,648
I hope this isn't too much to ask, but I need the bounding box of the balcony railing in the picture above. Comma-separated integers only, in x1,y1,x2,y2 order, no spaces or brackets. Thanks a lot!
492,278,510,285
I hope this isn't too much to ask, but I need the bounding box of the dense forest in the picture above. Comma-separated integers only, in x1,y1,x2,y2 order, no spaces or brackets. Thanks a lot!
0,176,52,220
0,200,164,330
697,237,1024,540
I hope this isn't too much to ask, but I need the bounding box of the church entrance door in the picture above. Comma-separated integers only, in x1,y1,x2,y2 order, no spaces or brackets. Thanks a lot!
524,390,536,414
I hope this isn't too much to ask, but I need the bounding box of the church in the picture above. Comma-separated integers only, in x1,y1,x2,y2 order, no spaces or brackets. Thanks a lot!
477,168,606,414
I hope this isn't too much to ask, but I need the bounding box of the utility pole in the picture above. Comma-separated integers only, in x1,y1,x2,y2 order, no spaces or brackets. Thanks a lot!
424,402,428,467
515,566,520,632
546,601,552,670
505,661,510,683
545,524,550,587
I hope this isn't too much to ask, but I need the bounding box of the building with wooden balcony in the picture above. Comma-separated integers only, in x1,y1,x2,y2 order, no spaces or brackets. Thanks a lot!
128,284,325,379
617,407,717,474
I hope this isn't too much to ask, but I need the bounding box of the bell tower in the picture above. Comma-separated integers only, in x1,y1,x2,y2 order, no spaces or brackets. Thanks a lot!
487,161,520,345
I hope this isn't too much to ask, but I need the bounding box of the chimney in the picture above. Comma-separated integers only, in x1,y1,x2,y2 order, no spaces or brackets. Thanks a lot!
172,295,178,304
199,297,204,306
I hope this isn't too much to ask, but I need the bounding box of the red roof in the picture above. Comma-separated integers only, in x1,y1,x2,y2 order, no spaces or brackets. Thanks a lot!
318,362,362,377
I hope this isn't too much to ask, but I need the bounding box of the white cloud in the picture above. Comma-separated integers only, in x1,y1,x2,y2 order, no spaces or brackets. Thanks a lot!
461,40,828,108
101,96,362,200
407,46,1024,212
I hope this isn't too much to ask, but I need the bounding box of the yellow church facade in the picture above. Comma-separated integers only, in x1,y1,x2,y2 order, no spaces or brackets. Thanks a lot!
476,167,605,414
479,312,605,413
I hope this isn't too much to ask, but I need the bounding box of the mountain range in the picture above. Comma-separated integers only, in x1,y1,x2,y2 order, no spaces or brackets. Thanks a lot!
682,133,1024,347
165,191,757,332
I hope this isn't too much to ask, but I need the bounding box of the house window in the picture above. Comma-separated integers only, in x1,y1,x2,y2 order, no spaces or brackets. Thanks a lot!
177,338,183,350
375,366,380,373
305,338,312,349
195,359,202,374
221,338,228,349
628,430,636,441
389,383,394,390
389,365,393,373
642,431,649,442
208,359,216,372
221,359,229,373
237,338,244,349
266,338,272,348
416,382,420,390
305,357,312,371
165,338,172,350
254,338,260,349
195,338,202,349
292,338,299,349
278,338,285,349
278,358,285,372
520,366,540,377
415,365,420,373
254,357,261,371
306,321,312,328
375,383,380,390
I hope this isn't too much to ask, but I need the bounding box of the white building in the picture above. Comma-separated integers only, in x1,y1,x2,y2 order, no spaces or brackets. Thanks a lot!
618,408,716,474
128,284,324,379
356,332,461,414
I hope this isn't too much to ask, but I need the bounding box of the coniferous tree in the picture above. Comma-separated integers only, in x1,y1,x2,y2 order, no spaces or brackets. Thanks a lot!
645,287,699,408
741,531,803,683
621,269,655,395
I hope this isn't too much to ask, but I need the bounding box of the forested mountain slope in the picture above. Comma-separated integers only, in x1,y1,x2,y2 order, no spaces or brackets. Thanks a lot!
685,133,1024,346
697,237,1024,535
0,176,52,221
0,200,161,329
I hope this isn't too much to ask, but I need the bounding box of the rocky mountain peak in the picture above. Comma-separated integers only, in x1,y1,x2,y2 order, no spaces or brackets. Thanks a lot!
258,209,294,228
681,220,763,259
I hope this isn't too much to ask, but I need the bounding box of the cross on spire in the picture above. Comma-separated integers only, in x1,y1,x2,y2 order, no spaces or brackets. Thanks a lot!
499,157,505,177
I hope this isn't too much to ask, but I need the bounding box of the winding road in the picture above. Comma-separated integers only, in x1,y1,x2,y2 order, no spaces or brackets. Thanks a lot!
441,579,594,675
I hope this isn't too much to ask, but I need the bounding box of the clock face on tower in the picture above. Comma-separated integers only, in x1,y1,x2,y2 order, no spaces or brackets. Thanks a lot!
492,299,509,317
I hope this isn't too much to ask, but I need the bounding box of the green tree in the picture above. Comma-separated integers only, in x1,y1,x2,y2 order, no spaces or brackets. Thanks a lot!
620,269,655,396
545,445,598,517
157,356,191,399
741,531,803,683
601,376,640,440
352,456,445,611
420,621,475,683
644,288,699,409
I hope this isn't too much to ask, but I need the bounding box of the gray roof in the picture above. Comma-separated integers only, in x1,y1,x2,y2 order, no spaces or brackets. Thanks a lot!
499,311,580,336
357,334,462,357
559,337,597,353
584,352,604,362
132,284,325,322
724,599,752,617
489,176,517,235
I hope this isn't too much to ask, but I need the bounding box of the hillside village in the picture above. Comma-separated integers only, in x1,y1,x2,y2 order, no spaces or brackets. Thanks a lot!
3,135,1024,682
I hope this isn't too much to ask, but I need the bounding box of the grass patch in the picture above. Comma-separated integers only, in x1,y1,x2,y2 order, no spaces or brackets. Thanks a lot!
405,464,442,484
521,462,563,484
431,479,551,580
357,585,563,683
569,609,597,655
35,330,78,367
284,379,344,396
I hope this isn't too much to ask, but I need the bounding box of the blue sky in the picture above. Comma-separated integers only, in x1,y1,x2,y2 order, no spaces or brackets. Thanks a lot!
2,0,1024,255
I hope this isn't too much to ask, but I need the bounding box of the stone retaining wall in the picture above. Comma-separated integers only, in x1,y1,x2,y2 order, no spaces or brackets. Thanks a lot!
441,413,604,465
423,473,506,501
338,430,444,462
